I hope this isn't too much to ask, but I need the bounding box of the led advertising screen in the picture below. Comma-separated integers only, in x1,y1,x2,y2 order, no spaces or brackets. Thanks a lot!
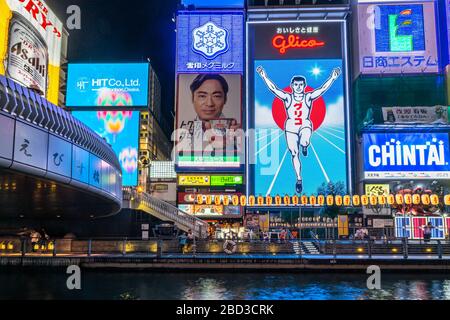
176,12,244,73
357,1,439,74
175,73,244,171
66,63,149,108
0,0,63,105
363,132,450,180
248,21,349,196
72,110,139,186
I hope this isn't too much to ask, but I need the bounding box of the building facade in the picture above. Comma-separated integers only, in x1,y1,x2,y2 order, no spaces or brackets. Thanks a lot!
171,0,450,240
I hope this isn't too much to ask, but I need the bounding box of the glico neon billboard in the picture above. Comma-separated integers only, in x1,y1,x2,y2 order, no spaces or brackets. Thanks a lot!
247,19,352,197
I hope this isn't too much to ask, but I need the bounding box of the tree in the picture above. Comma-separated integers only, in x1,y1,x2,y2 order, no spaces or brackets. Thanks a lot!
317,181,347,218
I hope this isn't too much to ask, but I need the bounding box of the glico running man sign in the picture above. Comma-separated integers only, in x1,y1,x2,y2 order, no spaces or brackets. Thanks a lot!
247,20,351,196
363,132,450,180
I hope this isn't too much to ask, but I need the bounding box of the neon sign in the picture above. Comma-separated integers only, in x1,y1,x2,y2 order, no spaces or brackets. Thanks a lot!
272,35,325,54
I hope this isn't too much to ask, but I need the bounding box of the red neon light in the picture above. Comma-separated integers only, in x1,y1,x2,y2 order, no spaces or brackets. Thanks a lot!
272,34,325,54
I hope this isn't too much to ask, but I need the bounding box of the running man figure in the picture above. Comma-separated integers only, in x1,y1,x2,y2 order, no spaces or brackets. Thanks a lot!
257,66,341,193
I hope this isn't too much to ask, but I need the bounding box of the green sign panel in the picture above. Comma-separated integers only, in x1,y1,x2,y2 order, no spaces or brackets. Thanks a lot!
210,175,243,187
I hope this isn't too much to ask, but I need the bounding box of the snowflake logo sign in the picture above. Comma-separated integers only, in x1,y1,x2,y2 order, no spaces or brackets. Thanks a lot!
192,22,229,59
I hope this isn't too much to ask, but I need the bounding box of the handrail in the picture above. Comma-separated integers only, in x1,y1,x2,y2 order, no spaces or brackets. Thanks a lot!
123,189,209,239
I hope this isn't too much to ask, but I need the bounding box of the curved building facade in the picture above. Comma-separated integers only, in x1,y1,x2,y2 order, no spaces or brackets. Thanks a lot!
0,75,123,219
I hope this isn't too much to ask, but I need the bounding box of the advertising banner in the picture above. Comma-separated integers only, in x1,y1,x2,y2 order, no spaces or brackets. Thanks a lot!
175,73,243,171
176,12,244,73
0,0,63,105
178,192,241,204
248,21,349,196
177,175,243,186
66,63,149,108
178,204,241,217
210,175,243,186
356,1,439,74
178,175,210,186
365,184,390,196
72,110,139,186
382,106,449,124
363,132,450,180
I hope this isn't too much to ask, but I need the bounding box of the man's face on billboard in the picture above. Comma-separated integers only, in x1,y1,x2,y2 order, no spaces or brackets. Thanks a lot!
291,80,305,94
192,79,226,121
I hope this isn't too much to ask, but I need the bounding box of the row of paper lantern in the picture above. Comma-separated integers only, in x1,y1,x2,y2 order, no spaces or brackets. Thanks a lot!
196,194,449,207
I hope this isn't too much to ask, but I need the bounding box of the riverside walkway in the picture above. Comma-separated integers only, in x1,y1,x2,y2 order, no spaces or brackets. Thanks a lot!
1,239,450,271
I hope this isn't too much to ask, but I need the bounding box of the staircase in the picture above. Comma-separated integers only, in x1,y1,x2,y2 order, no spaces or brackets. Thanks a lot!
302,241,320,255
123,189,209,239
291,241,321,255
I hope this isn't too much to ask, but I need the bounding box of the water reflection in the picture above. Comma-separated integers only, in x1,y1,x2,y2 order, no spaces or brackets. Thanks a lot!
0,271,449,300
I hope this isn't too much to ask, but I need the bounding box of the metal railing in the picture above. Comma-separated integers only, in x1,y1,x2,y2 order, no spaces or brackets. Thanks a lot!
1,238,449,259
123,189,209,239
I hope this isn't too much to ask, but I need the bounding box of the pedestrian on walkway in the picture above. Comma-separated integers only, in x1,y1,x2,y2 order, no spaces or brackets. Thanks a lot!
178,232,187,253
422,222,435,243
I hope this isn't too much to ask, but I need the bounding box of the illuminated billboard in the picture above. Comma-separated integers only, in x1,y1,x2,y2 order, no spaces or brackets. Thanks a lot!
363,132,450,180
356,1,439,74
72,110,139,186
181,0,244,8
66,63,149,108
177,174,243,186
175,73,243,171
248,21,350,196
176,12,244,73
0,0,63,105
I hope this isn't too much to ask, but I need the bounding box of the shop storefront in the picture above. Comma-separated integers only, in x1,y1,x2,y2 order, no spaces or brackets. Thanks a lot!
176,174,245,238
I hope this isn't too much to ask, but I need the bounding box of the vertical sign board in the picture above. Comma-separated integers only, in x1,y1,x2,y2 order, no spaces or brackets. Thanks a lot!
175,11,244,172
0,114,14,166
13,122,48,170
89,154,102,190
357,0,439,74
248,21,350,196
395,216,411,238
0,0,63,105
72,145,90,184
47,135,72,178
412,216,426,239
427,217,445,239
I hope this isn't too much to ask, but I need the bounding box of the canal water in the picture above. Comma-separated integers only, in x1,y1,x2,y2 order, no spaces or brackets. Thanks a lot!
0,271,449,300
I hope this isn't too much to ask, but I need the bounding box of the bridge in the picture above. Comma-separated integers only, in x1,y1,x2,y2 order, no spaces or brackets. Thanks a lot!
123,188,209,238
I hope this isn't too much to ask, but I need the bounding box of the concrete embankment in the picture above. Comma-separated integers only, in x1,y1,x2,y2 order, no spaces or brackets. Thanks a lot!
1,255,450,272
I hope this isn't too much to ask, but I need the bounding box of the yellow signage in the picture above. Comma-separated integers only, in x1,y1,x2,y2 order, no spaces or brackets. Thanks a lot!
338,215,349,237
0,0,63,105
365,184,390,197
178,175,210,186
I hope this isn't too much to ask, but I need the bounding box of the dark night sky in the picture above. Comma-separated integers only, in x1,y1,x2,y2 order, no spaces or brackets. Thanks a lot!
46,0,178,132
